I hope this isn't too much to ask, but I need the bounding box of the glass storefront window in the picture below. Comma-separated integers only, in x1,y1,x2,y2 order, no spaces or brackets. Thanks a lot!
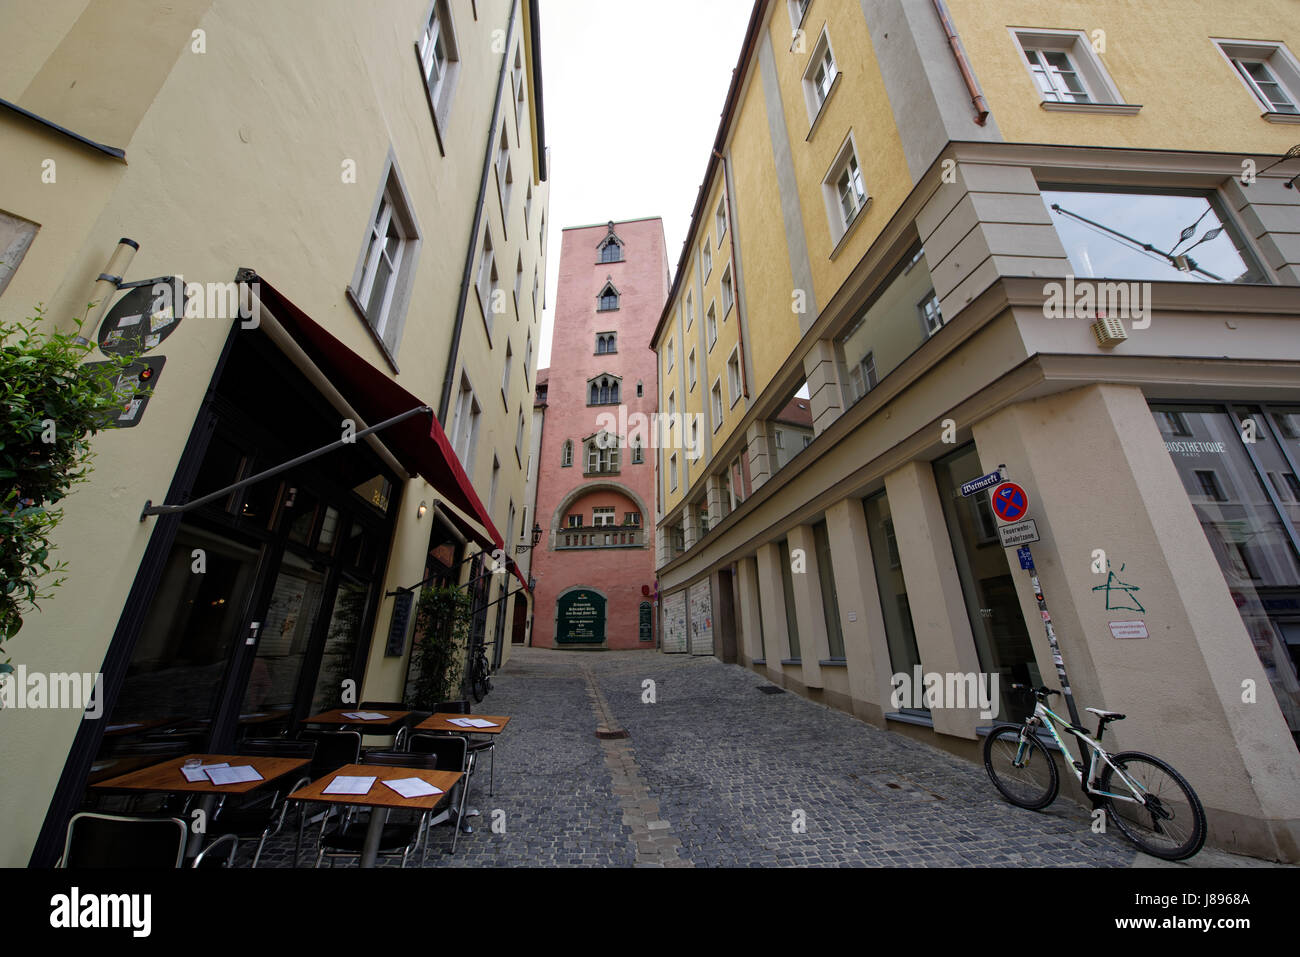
812,521,845,658
934,445,1039,723
864,491,923,703
1042,187,1267,285
1152,403,1300,745
778,539,801,659
240,550,325,717
312,577,370,713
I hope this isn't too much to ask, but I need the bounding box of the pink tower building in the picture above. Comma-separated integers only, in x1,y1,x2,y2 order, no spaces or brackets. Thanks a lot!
529,219,668,649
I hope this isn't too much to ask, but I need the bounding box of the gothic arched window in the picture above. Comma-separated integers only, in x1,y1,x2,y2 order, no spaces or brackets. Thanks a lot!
562,439,573,467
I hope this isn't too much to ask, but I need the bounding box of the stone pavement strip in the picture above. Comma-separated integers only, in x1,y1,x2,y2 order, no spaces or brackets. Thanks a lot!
257,648,1284,868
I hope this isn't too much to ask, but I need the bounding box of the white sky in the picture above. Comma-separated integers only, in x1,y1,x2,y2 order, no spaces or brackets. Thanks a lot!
535,0,753,368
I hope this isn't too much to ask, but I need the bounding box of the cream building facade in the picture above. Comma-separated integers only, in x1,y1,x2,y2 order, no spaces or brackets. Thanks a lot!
0,0,548,865
652,0,1300,861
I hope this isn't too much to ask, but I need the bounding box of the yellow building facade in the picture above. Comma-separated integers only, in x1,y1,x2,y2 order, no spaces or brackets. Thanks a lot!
0,0,548,865
652,0,1300,860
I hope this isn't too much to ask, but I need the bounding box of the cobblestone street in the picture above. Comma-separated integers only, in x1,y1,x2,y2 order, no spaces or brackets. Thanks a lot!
256,647,1235,868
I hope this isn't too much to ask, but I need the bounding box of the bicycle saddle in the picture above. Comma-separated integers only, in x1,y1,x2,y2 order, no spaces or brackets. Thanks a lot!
1085,707,1125,720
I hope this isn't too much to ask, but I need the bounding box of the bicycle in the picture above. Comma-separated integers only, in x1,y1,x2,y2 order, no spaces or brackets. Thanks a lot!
983,684,1207,861
468,640,494,703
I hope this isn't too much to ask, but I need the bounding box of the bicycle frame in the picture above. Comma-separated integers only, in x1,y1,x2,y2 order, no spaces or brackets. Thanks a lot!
1018,700,1146,805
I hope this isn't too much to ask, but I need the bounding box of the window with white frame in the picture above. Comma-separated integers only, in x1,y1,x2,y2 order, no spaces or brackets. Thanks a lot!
787,0,811,30
1012,30,1126,107
669,454,679,492
848,351,877,402
525,330,533,384
501,341,513,398
721,264,734,315
497,129,513,213
711,380,723,429
451,375,481,475
532,268,540,311
525,183,533,234
350,164,420,356
918,289,945,338
418,0,460,129
514,254,524,310
706,303,718,350
1216,40,1300,116
515,411,526,462
513,46,525,129
477,229,499,327
823,135,868,242
701,240,712,278
726,349,741,406
666,338,674,372
716,196,728,242
585,435,620,474
802,29,838,122
631,436,644,464
562,439,573,467
688,349,697,390
592,506,616,526
667,391,676,419
685,291,694,329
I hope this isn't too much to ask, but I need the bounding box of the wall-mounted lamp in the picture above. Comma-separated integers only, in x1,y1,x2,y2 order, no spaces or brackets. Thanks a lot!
515,522,544,553
417,501,427,519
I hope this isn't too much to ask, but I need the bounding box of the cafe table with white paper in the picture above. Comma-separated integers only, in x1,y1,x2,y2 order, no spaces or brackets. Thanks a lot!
289,763,462,867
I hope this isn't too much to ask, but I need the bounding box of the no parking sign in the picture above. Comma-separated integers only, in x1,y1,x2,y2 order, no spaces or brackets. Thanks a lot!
990,482,1030,523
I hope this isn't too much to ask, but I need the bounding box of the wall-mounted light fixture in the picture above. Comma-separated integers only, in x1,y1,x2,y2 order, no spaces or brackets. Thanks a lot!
417,501,428,519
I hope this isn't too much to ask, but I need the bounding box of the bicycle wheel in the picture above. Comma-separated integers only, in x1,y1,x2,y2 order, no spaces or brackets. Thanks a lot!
471,660,489,703
1099,751,1206,861
983,724,1060,810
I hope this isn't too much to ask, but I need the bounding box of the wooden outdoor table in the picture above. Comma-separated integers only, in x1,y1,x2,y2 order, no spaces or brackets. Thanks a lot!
93,753,311,860
289,764,462,867
303,708,411,730
414,713,511,734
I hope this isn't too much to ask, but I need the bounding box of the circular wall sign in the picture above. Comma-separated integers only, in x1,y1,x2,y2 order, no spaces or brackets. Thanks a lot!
991,482,1030,523
97,280,183,357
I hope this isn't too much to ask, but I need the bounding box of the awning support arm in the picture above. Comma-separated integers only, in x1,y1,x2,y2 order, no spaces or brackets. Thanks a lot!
139,405,431,521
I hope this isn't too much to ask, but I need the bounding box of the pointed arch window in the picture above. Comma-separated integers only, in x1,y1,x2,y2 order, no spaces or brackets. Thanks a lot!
562,439,573,467
597,280,620,312
586,373,621,406
596,332,617,354
597,222,625,263
584,433,621,474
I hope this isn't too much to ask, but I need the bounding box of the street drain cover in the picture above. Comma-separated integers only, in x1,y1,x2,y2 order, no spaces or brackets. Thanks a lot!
757,685,785,695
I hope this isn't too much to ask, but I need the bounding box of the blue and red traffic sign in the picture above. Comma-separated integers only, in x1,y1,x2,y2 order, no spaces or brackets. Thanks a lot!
991,482,1030,523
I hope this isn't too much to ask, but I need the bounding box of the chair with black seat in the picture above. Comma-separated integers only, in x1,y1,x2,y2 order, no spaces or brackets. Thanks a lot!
407,733,472,854
206,738,316,868
298,728,361,779
357,701,411,748
60,812,188,868
313,750,443,868
434,699,497,795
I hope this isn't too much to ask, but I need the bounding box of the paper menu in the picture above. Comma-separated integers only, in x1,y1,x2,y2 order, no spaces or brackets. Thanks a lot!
182,762,229,783
448,717,497,728
205,765,263,786
323,775,376,796
382,777,443,798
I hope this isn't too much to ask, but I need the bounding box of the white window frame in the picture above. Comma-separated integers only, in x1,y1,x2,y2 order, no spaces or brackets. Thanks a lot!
513,45,526,131
418,0,461,130
669,454,679,492
716,196,728,243
706,303,718,351
666,338,674,373
702,241,712,279
685,291,694,329
1010,29,1128,109
726,347,742,407
496,129,513,215
501,341,513,402
451,375,481,476
349,158,422,359
721,264,734,316
802,28,839,125
477,228,499,333
787,0,811,31
822,133,869,244
918,289,945,338
1214,39,1300,119
711,379,723,431
562,439,573,467
688,349,697,391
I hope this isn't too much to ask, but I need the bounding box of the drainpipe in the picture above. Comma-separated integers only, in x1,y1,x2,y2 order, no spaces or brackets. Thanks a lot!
931,0,990,126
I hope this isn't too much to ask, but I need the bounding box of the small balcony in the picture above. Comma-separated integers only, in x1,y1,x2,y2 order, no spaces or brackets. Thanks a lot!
557,525,645,549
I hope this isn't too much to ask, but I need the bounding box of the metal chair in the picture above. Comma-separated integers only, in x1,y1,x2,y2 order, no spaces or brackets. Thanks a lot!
192,833,240,868
313,751,443,868
298,729,361,778
358,701,411,748
60,812,187,868
407,733,472,854
434,699,496,795
206,738,316,867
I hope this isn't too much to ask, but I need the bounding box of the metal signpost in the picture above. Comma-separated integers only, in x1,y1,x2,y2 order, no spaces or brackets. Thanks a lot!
962,464,1082,726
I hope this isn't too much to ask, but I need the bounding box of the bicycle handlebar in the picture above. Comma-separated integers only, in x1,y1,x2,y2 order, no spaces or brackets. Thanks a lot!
1010,683,1061,698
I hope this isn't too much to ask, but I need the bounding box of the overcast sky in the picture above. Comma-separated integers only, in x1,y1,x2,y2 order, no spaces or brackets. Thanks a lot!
535,0,752,368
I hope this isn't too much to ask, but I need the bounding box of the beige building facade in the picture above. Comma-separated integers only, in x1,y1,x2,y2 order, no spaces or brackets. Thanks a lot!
0,0,548,865
652,0,1300,861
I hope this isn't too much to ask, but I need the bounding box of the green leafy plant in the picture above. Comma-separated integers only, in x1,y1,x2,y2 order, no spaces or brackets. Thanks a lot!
407,585,471,709
1,306,134,673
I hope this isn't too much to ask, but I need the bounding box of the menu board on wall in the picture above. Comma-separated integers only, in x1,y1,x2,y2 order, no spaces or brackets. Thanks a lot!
689,580,713,657
662,591,687,654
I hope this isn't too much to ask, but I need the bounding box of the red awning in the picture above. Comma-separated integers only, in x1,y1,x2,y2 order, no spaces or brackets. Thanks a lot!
251,277,513,567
